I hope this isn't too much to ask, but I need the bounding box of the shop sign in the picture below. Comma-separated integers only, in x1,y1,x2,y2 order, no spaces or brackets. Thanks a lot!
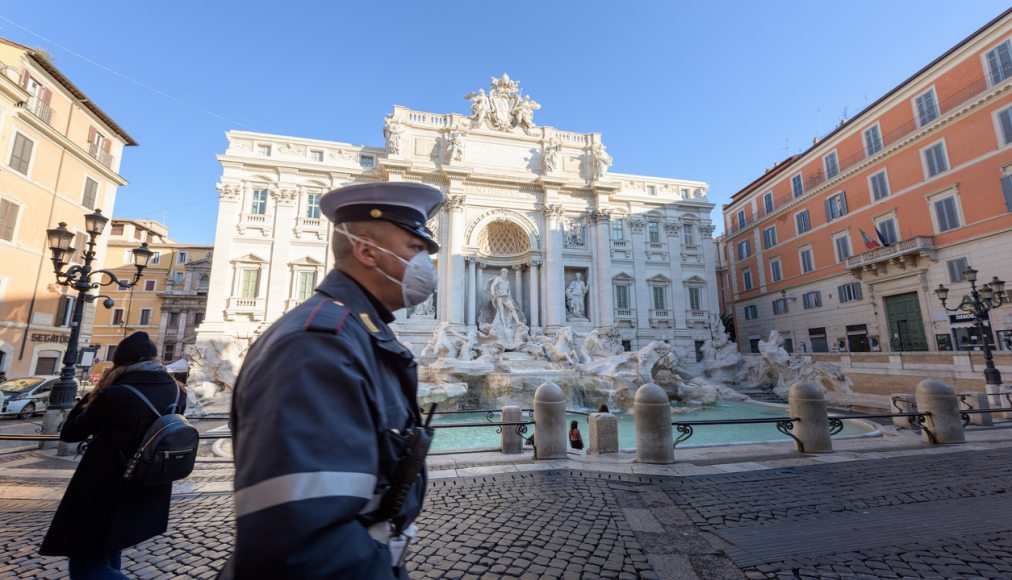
949,313,975,323
30,333,70,344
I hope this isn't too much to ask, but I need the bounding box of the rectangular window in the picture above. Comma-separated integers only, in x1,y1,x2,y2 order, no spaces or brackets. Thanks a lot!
240,269,260,299
177,251,188,264
257,144,271,156
870,171,890,201
876,218,898,246
838,282,863,303
112,308,124,325
770,259,782,282
923,142,948,177
306,193,321,219
56,295,74,327
615,285,630,309
169,311,180,327
772,298,789,315
744,304,758,320
791,174,804,198
139,309,151,326
824,151,839,179
688,287,702,310
933,195,961,232
106,345,117,361
825,192,848,221
144,280,156,292
174,271,184,283
163,343,175,363
682,224,694,246
736,209,747,230
111,224,124,236
800,247,814,273
82,178,99,210
986,40,1012,86
150,251,161,265
250,189,268,215
611,220,624,241
915,89,939,126
763,192,774,214
743,268,753,291
997,107,1012,146
1002,173,1012,212
310,149,324,162
737,239,751,260
647,221,660,243
802,291,823,309
8,133,33,175
834,234,851,262
762,226,777,249
360,155,375,168
646,185,656,196
0,199,18,242
297,271,318,300
652,286,666,310
947,257,970,283
864,125,883,156
795,210,811,234
194,312,204,326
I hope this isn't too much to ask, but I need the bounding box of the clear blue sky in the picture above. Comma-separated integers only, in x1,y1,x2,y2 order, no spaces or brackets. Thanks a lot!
3,1,1009,244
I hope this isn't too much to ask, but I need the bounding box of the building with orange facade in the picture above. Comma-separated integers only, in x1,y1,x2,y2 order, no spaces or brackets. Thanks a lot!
0,39,135,377
723,10,1012,396
90,219,212,369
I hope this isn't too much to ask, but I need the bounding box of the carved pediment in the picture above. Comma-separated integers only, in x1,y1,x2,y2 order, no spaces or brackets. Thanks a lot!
289,256,325,268
231,253,269,264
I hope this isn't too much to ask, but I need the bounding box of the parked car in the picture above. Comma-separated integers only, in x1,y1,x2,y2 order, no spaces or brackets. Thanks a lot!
0,376,60,420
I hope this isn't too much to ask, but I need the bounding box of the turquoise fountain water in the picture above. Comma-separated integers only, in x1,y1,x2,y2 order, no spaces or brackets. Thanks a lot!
429,400,873,452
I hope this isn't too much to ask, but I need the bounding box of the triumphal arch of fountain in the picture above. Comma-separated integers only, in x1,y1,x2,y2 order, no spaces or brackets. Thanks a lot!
192,75,717,393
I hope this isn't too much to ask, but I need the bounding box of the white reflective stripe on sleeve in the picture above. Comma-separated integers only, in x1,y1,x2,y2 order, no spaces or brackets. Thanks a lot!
235,471,378,518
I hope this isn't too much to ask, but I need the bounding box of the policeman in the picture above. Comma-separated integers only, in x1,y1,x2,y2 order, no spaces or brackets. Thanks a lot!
220,182,443,579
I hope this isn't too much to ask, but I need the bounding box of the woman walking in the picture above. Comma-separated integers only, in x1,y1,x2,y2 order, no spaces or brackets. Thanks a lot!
40,332,186,579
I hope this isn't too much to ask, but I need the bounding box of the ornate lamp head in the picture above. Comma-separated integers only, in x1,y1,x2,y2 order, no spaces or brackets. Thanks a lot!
934,284,949,302
84,209,109,237
132,242,153,270
963,267,978,283
46,222,75,264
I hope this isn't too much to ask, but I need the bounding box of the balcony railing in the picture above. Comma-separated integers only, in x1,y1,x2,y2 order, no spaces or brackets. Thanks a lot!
227,297,263,312
746,69,1011,221
614,308,634,319
296,216,324,229
686,309,707,320
88,142,114,169
26,96,54,126
649,309,672,319
611,239,628,248
845,235,936,270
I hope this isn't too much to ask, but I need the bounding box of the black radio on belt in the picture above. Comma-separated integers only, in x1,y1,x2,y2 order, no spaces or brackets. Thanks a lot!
374,403,437,523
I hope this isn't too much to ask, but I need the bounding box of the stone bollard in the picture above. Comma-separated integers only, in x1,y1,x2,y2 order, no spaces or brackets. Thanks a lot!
533,382,567,459
915,379,965,444
787,382,833,453
501,405,523,454
634,384,674,464
958,392,992,426
589,413,618,454
985,383,1007,418
890,394,917,429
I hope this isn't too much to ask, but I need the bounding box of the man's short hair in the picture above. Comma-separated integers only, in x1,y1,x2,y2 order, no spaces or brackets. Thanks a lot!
331,221,392,264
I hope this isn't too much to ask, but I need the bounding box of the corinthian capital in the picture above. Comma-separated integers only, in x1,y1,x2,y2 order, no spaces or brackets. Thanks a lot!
700,224,716,236
216,183,241,202
445,194,467,212
591,208,613,223
543,204,565,222
271,188,298,207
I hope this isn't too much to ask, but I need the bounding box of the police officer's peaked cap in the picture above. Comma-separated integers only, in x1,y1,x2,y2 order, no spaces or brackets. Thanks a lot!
321,182,444,254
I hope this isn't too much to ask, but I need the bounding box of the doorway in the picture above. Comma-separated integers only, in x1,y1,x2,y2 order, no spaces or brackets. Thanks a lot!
884,292,928,351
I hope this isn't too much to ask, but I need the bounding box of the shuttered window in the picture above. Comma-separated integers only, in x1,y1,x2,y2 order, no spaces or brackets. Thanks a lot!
870,171,890,201
0,199,18,241
824,152,839,179
947,257,970,283
987,40,1012,86
743,268,753,291
82,178,99,210
923,142,948,177
876,218,898,245
1001,174,1012,212
791,175,804,198
795,210,811,234
824,192,848,221
744,305,758,319
864,125,883,155
770,259,782,282
933,196,960,232
8,133,33,175
999,107,1012,146
803,291,822,309
762,227,777,249
834,235,851,261
916,90,939,126
838,282,863,303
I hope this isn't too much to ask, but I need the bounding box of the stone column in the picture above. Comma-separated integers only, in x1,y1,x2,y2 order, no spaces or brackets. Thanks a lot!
915,379,966,444
634,383,674,464
513,264,523,316
175,311,187,357
788,382,832,453
444,195,466,326
265,187,298,322
156,311,171,355
594,209,614,327
533,382,567,459
665,221,686,330
200,184,243,331
466,257,477,327
629,218,651,342
700,223,719,322
528,257,541,331
543,204,566,330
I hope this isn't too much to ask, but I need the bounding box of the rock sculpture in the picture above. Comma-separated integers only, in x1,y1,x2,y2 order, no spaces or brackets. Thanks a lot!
745,330,854,400
700,313,744,382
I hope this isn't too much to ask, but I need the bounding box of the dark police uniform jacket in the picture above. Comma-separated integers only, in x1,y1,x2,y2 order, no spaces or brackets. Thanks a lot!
222,269,426,579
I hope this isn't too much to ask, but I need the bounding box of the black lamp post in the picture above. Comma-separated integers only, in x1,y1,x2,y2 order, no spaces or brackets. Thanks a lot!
934,267,1006,390
43,210,151,438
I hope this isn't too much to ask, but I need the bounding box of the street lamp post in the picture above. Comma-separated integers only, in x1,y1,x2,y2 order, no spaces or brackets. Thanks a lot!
934,267,1006,399
42,209,151,454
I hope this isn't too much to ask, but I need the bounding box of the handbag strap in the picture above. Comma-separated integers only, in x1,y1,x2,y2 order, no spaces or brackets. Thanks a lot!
121,384,182,418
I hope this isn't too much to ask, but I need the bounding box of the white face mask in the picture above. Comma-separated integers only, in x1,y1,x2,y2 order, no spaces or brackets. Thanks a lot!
338,225,437,308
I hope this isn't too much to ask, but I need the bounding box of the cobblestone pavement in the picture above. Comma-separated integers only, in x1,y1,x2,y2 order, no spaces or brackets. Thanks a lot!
3,446,1012,578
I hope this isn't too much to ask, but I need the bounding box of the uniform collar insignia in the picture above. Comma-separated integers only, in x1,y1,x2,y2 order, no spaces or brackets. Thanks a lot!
359,312,381,334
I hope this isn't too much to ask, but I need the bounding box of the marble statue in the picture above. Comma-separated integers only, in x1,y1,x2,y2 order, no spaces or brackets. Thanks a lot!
745,329,854,401
700,314,743,382
565,273,589,320
420,321,460,360
465,74,538,131
538,326,587,365
564,218,586,248
457,329,479,362
513,94,540,132
591,142,612,180
383,115,405,155
447,129,466,162
410,293,435,318
542,136,561,173
477,267,527,350
582,328,622,359
465,88,490,128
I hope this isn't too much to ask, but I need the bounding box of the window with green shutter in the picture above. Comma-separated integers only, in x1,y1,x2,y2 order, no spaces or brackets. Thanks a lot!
0,199,18,241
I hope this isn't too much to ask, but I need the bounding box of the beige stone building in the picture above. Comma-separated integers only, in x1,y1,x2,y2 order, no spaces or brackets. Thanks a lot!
0,39,135,377
91,218,212,368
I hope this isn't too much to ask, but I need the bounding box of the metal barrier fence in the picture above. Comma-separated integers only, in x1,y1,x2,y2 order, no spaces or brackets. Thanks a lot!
426,408,535,455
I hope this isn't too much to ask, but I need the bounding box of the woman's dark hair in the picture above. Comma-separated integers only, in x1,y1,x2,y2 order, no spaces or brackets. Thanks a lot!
598,404,610,413
570,420,578,430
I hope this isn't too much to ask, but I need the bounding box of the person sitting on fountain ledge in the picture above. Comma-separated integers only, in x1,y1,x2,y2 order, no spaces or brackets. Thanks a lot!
220,182,443,579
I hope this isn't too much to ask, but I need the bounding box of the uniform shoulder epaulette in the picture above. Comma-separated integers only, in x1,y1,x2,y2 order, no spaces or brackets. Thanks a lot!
303,299,352,334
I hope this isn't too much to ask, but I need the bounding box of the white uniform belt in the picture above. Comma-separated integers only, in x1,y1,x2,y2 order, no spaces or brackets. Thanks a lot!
234,471,378,518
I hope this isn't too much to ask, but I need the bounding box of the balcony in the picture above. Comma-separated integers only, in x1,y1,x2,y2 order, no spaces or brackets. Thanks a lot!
686,309,708,321
294,216,326,240
238,213,273,236
225,297,265,321
649,309,673,327
614,308,635,319
26,96,54,126
88,142,115,169
845,235,937,279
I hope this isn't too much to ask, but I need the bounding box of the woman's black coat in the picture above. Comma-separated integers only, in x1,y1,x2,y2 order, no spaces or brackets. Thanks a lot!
39,365,186,557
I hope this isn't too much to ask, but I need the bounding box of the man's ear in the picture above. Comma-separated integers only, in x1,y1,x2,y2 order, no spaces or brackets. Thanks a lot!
352,237,380,268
